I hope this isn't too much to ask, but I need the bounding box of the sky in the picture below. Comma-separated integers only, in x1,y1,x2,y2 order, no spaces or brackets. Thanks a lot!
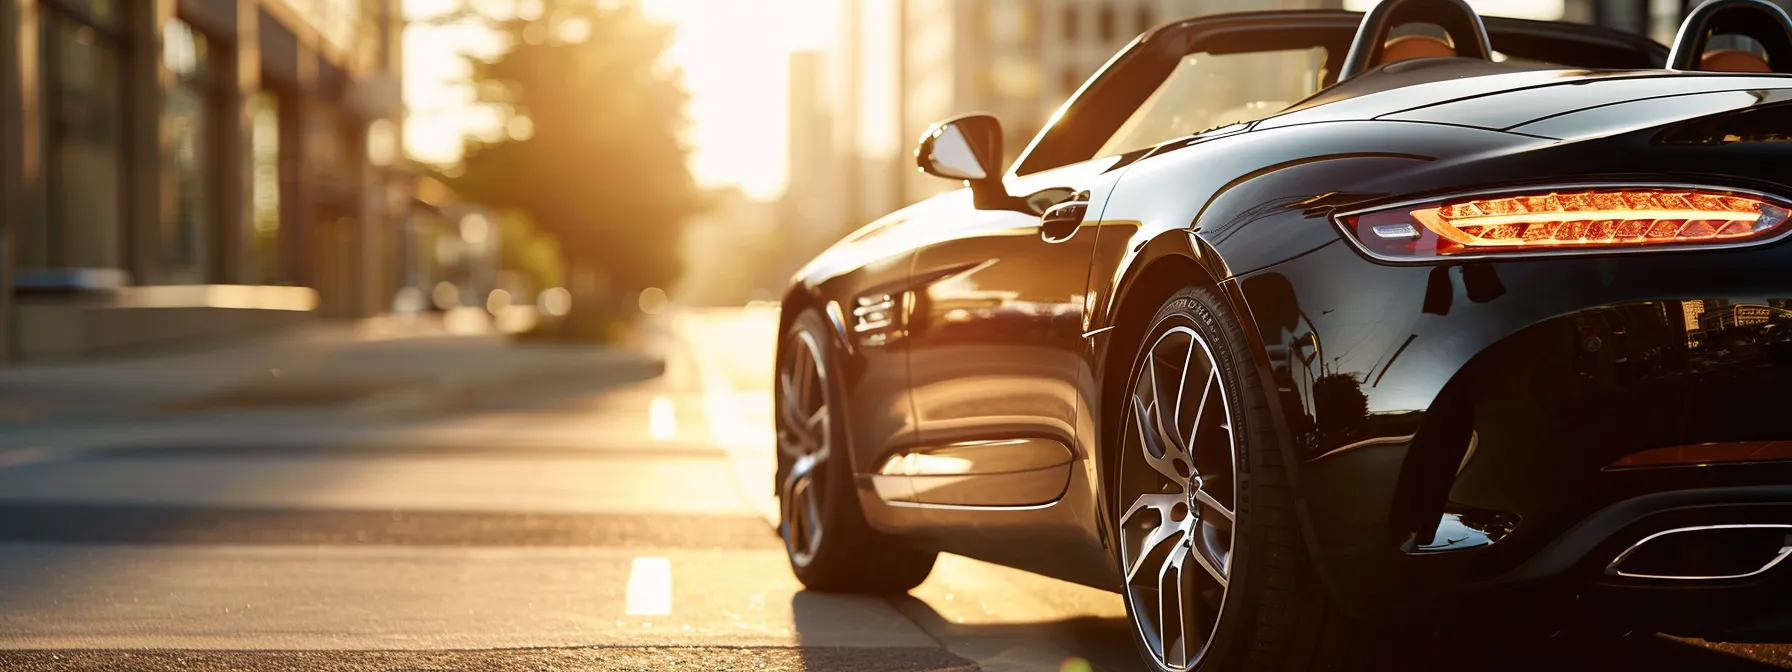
403,0,835,201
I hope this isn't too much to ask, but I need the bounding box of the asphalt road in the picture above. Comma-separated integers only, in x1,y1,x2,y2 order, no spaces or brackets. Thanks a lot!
0,309,1787,671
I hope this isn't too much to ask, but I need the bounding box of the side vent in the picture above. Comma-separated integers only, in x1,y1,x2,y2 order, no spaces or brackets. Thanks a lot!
854,294,897,345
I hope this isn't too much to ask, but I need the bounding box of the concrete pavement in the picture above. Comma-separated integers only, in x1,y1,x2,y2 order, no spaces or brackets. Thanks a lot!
0,311,663,431
0,308,1045,670
0,308,1786,671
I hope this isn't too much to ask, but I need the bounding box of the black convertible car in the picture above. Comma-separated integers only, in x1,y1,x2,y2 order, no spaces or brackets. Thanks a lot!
771,0,1792,668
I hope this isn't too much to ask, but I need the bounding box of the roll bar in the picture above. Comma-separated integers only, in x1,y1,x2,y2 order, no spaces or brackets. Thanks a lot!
1666,0,1792,73
1338,0,1493,80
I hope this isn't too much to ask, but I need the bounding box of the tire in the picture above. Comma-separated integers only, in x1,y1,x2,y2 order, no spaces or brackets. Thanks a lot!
776,309,936,593
1112,286,1379,671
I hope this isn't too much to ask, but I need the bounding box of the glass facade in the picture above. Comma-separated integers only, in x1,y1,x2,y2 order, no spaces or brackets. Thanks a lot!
0,0,409,358
23,3,124,274
250,92,283,285
159,18,214,284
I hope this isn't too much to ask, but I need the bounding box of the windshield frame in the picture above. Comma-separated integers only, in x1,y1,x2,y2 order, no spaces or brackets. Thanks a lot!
1008,10,1668,178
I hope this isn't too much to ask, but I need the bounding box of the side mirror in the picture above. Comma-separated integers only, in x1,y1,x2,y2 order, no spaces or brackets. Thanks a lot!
916,114,1029,212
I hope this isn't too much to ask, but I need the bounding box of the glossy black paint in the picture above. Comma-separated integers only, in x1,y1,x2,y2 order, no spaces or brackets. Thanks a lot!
777,7,1792,637
905,162,1111,496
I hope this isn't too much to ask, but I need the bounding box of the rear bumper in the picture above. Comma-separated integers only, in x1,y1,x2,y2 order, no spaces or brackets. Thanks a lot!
1235,238,1792,637
1415,487,1792,642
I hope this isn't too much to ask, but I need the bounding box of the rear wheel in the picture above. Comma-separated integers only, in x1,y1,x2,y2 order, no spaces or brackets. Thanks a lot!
1115,286,1381,671
777,309,936,592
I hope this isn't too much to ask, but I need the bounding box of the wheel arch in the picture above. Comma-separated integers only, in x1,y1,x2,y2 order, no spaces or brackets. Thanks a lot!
1089,228,1308,571
779,284,851,356
776,283,863,475
1091,232,1230,538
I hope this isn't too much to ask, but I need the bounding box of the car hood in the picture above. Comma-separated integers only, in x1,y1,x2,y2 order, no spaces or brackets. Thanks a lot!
1259,60,1792,138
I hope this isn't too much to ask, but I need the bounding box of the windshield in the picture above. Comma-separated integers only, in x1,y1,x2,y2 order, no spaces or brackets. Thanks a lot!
1096,47,1330,157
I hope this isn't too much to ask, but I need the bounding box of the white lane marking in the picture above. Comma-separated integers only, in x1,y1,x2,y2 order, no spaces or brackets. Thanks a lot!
648,395,677,441
624,556,672,616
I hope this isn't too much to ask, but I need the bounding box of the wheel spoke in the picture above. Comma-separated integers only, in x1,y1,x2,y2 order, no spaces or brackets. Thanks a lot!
778,338,832,460
1159,544,1194,669
776,405,827,460
1184,369,1217,451
1144,343,1163,411
783,453,819,504
790,481,809,551
1188,529,1228,588
782,453,824,559
776,367,809,456
776,434,808,459
1191,488,1233,523
777,370,800,424
791,340,812,410
1134,395,1192,486
777,423,814,459
1120,494,1192,583
800,478,822,551
1170,338,1195,441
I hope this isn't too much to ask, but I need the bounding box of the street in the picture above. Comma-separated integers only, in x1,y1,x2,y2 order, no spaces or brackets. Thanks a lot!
0,308,1788,671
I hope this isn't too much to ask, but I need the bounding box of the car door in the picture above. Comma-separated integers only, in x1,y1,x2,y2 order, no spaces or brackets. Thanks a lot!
882,12,1352,510
896,160,1124,507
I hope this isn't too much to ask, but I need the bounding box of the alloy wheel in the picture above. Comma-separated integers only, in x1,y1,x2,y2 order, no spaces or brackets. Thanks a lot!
1119,325,1238,671
777,330,831,568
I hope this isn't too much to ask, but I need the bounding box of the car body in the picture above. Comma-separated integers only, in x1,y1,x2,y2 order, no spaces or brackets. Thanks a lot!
770,0,1792,668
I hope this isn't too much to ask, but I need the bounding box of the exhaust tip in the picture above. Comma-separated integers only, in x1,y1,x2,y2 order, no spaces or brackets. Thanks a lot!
1607,524,1792,581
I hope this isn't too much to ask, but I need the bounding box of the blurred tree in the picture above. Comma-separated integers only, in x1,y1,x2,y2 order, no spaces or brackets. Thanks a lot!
442,0,704,337
495,211,563,297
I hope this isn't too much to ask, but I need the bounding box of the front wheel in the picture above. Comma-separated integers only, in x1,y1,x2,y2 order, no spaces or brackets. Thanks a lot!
776,309,936,593
1114,286,1379,671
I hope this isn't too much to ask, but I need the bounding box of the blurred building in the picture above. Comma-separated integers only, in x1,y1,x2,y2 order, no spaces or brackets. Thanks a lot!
679,187,781,306
0,0,406,361
775,50,847,280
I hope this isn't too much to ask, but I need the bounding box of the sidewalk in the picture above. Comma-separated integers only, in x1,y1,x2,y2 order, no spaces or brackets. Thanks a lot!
0,311,666,430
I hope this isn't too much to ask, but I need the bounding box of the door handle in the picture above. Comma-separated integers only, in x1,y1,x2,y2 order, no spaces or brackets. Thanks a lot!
1039,199,1088,243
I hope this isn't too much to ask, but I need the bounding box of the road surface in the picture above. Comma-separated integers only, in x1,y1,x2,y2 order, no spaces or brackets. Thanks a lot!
0,309,1786,671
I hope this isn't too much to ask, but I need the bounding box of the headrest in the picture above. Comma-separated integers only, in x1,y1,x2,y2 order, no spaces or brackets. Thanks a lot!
1379,35,1458,65
1700,48,1773,72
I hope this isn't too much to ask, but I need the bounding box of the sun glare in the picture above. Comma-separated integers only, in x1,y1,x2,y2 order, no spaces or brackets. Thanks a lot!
404,0,837,200
642,0,836,200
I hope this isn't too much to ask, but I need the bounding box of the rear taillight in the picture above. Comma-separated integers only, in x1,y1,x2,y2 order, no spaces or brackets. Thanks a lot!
1341,188,1792,261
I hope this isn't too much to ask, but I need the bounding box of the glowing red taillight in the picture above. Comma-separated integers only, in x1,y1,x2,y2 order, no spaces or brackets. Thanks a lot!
1343,188,1792,261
